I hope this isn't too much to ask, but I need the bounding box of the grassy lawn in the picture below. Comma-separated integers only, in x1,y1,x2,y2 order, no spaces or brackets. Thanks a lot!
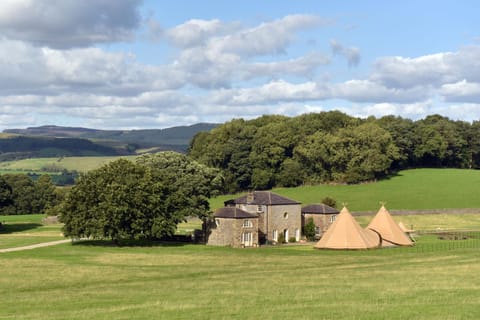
0,237,479,319
210,168,480,211
0,214,64,249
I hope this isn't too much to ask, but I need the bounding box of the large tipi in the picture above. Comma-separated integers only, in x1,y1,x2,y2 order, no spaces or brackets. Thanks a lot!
314,206,381,250
367,205,413,247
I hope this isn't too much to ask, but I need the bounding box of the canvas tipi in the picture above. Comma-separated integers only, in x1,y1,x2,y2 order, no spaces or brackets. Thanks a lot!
314,206,381,250
368,205,413,247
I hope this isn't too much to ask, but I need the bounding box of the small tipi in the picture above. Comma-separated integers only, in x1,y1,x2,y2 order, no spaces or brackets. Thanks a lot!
314,206,381,250
368,205,413,247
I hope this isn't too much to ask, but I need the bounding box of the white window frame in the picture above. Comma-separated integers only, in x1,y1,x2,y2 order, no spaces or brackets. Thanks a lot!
273,229,278,242
243,219,252,228
330,215,337,223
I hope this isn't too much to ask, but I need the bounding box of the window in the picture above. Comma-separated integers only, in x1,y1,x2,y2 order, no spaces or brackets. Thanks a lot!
215,219,220,227
257,205,263,212
243,220,252,228
273,229,278,242
283,212,288,219
315,226,321,235
330,215,337,223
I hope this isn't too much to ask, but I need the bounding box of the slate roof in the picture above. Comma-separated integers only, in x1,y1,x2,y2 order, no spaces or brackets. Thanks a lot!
233,191,300,205
302,204,339,214
214,207,258,219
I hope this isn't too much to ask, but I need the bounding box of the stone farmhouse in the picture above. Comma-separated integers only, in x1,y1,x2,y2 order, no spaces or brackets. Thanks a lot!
206,191,302,247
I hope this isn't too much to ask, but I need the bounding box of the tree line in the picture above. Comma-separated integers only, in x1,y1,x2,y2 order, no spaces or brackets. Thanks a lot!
0,174,61,215
188,112,480,192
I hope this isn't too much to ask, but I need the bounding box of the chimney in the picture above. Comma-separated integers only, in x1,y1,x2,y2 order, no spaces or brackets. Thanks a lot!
246,192,254,204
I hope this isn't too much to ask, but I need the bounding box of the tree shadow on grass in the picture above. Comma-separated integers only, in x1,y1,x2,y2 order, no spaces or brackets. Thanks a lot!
71,238,190,248
0,223,43,234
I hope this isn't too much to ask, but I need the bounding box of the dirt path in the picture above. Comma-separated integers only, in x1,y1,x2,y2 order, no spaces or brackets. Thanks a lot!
0,239,71,253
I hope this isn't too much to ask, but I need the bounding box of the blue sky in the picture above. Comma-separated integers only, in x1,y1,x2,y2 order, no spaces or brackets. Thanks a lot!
0,0,479,130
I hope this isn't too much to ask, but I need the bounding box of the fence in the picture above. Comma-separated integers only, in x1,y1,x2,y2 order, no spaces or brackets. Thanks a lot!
383,229,480,254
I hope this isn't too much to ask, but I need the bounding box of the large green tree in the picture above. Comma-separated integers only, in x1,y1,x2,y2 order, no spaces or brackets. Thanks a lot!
61,153,222,242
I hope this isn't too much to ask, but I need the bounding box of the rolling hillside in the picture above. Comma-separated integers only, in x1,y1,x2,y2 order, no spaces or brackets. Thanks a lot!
210,168,480,212
0,123,218,160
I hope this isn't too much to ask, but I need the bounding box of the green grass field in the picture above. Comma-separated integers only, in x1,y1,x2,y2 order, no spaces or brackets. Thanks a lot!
0,234,479,319
0,214,64,249
210,168,480,211
1,169,480,318
0,155,138,173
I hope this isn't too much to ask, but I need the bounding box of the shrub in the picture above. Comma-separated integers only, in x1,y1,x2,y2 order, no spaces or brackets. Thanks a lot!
289,237,296,243
321,196,337,208
303,217,316,241
277,233,286,244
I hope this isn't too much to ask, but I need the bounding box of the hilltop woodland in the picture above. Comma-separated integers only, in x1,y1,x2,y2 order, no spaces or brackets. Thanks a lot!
189,112,480,192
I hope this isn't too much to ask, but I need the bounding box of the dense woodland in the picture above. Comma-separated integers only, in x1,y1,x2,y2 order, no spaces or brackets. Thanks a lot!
189,112,480,192
0,174,61,215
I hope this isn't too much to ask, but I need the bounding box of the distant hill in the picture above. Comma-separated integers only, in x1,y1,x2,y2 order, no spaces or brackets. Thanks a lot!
1,123,219,160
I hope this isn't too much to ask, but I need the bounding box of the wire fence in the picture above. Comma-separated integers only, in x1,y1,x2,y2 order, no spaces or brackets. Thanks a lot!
404,230,480,253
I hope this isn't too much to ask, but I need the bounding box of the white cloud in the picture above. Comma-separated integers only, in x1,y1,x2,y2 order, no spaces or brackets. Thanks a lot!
441,80,480,102
340,100,433,120
209,80,329,106
210,14,328,57
0,0,142,48
166,19,240,48
330,39,360,67
371,46,480,89
333,80,430,103
243,53,330,80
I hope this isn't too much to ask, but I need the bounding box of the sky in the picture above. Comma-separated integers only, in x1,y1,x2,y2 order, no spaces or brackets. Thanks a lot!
1,0,480,130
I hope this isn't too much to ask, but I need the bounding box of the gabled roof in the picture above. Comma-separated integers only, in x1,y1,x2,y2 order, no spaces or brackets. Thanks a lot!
314,207,381,250
367,206,413,246
214,207,258,219
234,191,300,205
302,204,339,214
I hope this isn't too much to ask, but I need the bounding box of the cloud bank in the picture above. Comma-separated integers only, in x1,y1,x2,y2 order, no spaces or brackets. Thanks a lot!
0,1,479,129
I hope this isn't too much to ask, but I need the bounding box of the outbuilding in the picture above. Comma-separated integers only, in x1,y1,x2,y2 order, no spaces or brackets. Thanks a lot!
302,203,339,238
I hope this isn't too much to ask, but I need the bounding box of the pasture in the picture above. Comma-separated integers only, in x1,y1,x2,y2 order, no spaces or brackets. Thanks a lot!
0,214,64,249
1,235,479,319
210,168,480,211
0,155,138,173
1,214,480,319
